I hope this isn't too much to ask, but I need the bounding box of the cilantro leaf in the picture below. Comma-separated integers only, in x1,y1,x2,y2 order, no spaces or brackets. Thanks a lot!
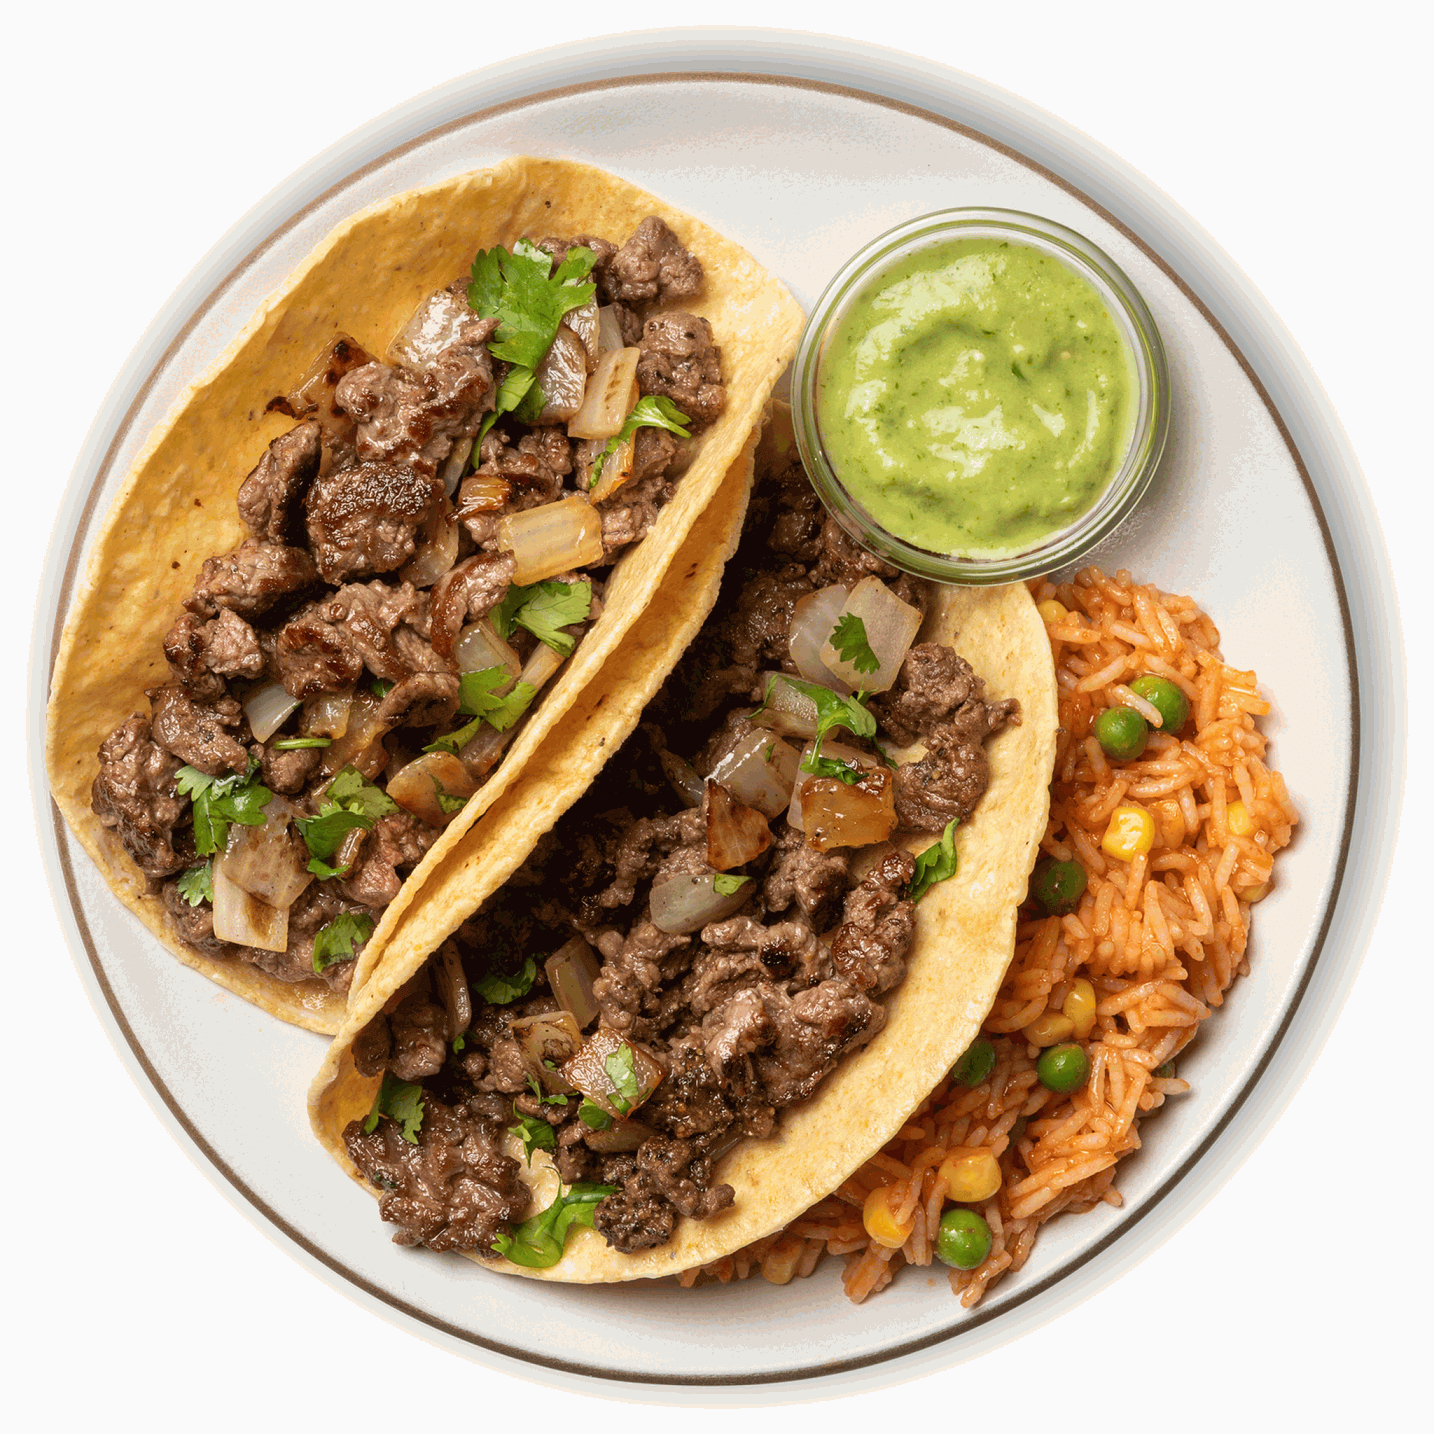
362,1072,425,1144
578,1097,613,1131
177,759,272,856
491,580,592,657
452,1033,466,1053
473,954,538,1006
604,1044,641,1116
767,677,892,776
370,678,395,698
295,767,398,874
176,861,213,907
491,1182,615,1269
509,1110,558,1165
526,1076,568,1108
311,911,375,973
590,396,692,488
802,755,864,785
423,667,537,757
829,613,880,676
433,779,467,816
713,873,750,896
467,241,596,372
907,818,961,903
325,767,399,819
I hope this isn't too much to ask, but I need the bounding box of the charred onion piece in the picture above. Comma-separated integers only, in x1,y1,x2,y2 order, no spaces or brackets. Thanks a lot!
386,752,478,827
819,577,923,693
545,938,602,1030
212,865,288,951
705,780,772,871
511,1011,583,1094
216,797,311,909
649,869,752,934
562,1028,664,1120
706,728,801,818
798,767,897,853
319,690,388,779
789,584,853,692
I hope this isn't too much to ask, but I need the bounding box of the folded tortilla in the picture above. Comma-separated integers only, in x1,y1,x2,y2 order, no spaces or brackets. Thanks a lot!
44,156,802,1034
308,428,1059,1279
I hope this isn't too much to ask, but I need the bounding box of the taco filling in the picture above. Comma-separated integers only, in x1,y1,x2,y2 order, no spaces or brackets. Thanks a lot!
343,447,1020,1262
88,217,730,995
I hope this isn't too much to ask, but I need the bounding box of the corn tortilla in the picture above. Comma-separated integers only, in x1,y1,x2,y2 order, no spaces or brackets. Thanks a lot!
44,156,801,1034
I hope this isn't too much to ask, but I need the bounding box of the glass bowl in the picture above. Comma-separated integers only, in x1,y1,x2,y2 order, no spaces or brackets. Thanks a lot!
790,208,1170,584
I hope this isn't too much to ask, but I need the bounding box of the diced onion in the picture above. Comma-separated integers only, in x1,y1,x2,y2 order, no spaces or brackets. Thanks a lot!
658,748,705,808
587,433,636,504
820,576,923,693
388,288,470,369
287,335,375,443
786,741,877,832
216,797,311,909
789,585,853,691
319,691,388,778
302,692,351,740
706,729,801,817
400,495,460,587
496,496,604,585
561,1028,664,1119
440,439,473,498
433,941,472,1041
584,1120,657,1154
706,780,773,871
650,869,752,935
567,299,600,367
596,306,624,354
386,751,479,827
788,742,897,851
567,347,640,440
456,472,510,518
750,673,824,740
545,938,602,1030
212,865,288,952
458,640,565,777
453,618,521,684
534,325,589,423
512,1010,583,1093
244,680,301,743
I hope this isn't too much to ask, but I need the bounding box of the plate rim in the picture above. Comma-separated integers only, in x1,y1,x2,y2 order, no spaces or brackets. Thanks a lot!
28,27,1405,1399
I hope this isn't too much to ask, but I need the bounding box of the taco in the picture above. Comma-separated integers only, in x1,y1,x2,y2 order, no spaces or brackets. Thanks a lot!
308,412,1058,1279
44,156,801,1034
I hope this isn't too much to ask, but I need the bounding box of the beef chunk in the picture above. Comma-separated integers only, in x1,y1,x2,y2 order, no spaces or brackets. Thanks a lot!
761,825,851,932
91,716,188,878
474,427,570,507
344,1095,528,1254
388,987,448,1081
281,881,378,987
163,609,264,702
160,878,234,959
642,1039,735,1140
603,217,704,307
305,460,444,584
261,741,321,794
428,552,516,663
871,644,984,746
892,694,1019,833
374,672,460,731
829,849,915,995
636,313,726,427
351,1012,392,1078
598,807,704,910
339,812,438,908
811,516,897,589
596,470,673,559
185,539,319,621
148,686,249,776
593,1169,677,1253
592,920,691,1037
238,419,321,545
701,914,828,987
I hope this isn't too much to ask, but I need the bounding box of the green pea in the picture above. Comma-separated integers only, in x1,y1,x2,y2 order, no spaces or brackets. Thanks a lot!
1037,1043,1090,1093
935,1209,993,1270
1094,705,1148,761
1155,1061,1175,1079
951,1038,996,1087
1031,858,1087,916
1130,675,1190,734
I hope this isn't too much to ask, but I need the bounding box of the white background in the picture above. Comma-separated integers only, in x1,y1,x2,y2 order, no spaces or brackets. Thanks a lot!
8,2,1428,1427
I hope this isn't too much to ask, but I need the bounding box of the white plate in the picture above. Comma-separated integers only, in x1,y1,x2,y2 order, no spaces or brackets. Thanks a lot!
28,28,1402,1398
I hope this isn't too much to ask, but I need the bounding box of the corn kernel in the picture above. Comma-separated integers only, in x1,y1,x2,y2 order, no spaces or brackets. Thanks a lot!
760,1233,806,1286
1025,1010,1076,1046
862,1184,914,1249
939,1148,1002,1203
1234,881,1270,904
1037,599,1069,624
1227,800,1254,836
1062,978,1098,1038
1102,805,1155,861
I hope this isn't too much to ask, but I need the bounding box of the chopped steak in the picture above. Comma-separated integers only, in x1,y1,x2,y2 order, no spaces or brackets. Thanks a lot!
163,608,265,702
637,313,726,427
375,672,461,731
238,418,322,545
305,460,444,583
185,539,319,620
261,741,321,794
602,217,704,307
161,878,234,959
338,812,438,908
91,716,188,878
148,686,249,776
597,470,674,558
762,825,851,932
829,849,916,995
892,695,1020,832
388,987,449,1082
872,643,984,747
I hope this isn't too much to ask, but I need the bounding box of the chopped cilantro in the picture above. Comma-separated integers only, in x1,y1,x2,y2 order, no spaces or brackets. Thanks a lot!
362,1072,425,1145
369,678,394,698
509,1110,558,1164
175,860,213,907
326,767,399,818
713,873,750,896
491,580,592,657
604,1044,641,1116
271,736,331,750
768,677,894,776
907,817,960,903
764,744,776,763
526,1076,568,1108
829,613,880,676
491,1181,615,1269
578,1097,613,1131
311,911,375,973
176,759,272,856
432,779,467,816
803,754,864,786
589,396,691,488
295,767,398,876
423,666,538,756
473,954,538,1006
452,1033,466,1054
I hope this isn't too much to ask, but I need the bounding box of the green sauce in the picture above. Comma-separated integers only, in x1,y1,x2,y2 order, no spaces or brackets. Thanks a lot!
817,238,1136,558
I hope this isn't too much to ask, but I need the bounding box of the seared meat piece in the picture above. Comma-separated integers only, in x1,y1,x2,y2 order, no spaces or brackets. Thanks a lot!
603,217,704,307
599,806,704,909
636,1136,733,1219
344,1095,528,1254
339,812,438,908
163,608,264,702
810,516,897,591
829,849,915,995
281,882,378,987
537,232,617,279
429,552,516,663
592,920,691,1037
388,987,449,1081
149,686,249,776
636,313,726,427
892,694,1019,833
91,715,188,878
352,1012,392,1078
185,539,319,621
160,878,234,959
475,427,571,503
305,460,444,584
702,914,828,987
596,470,674,559
768,462,826,563
261,741,321,794
642,1038,736,1140
375,672,460,731
872,644,985,747
593,1168,677,1254
761,825,851,933
276,580,444,699
237,419,321,545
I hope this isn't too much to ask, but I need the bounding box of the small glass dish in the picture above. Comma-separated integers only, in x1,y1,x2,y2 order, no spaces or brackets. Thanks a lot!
790,208,1170,584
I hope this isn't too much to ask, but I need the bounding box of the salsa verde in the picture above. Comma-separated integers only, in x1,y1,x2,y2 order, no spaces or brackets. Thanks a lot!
816,237,1136,557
